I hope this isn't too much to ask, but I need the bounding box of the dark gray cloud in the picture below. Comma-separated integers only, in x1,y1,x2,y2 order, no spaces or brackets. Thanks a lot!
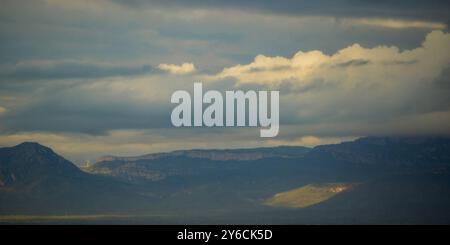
112,0,450,24
0,85,171,135
0,61,156,80
0,0,449,155
0,0,440,74
335,59,370,67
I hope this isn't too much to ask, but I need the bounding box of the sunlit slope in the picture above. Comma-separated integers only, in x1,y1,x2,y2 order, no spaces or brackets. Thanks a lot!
264,183,354,208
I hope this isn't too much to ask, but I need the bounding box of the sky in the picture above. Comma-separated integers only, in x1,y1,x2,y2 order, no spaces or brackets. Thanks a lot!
0,0,449,164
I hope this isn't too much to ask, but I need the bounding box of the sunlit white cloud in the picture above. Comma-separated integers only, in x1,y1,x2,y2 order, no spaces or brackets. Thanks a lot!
158,62,196,75
206,30,450,139
210,31,450,88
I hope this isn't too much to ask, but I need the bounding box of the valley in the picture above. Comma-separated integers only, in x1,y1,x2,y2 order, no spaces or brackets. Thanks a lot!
1,137,450,224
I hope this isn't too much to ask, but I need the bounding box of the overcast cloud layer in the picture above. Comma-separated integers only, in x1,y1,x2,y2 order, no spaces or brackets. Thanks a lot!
0,0,449,163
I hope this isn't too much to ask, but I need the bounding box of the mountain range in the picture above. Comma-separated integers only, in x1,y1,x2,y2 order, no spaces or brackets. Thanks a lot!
1,137,450,224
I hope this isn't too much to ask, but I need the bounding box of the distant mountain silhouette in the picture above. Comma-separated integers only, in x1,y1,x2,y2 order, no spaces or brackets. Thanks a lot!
88,137,450,184
97,145,310,162
0,142,82,186
307,137,450,167
1,137,450,224
88,145,311,183
0,142,154,215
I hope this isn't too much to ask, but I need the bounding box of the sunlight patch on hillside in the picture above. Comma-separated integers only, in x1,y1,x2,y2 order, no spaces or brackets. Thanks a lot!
264,183,354,208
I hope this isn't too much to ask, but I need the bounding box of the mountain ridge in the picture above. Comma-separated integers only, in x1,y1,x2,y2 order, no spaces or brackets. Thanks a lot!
95,145,311,163
1,136,450,223
0,142,156,215
0,141,83,187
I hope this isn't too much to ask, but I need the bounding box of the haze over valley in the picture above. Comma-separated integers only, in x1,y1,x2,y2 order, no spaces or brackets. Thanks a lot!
1,137,449,224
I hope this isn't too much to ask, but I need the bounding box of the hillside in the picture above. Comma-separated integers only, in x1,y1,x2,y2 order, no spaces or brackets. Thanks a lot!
1,137,450,223
264,183,355,208
0,142,155,215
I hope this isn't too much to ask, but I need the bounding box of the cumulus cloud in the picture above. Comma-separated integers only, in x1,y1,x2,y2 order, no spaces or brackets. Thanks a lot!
211,30,450,88
158,62,196,75
209,31,450,136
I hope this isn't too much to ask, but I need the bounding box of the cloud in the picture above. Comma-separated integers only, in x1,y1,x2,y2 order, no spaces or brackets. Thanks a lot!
340,18,447,30
267,135,357,147
0,60,155,80
1,0,443,76
1,1,450,162
158,62,196,74
2,31,450,140
209,31,450,136
211,30,450,87
0,71,201,135
111,0,450,24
